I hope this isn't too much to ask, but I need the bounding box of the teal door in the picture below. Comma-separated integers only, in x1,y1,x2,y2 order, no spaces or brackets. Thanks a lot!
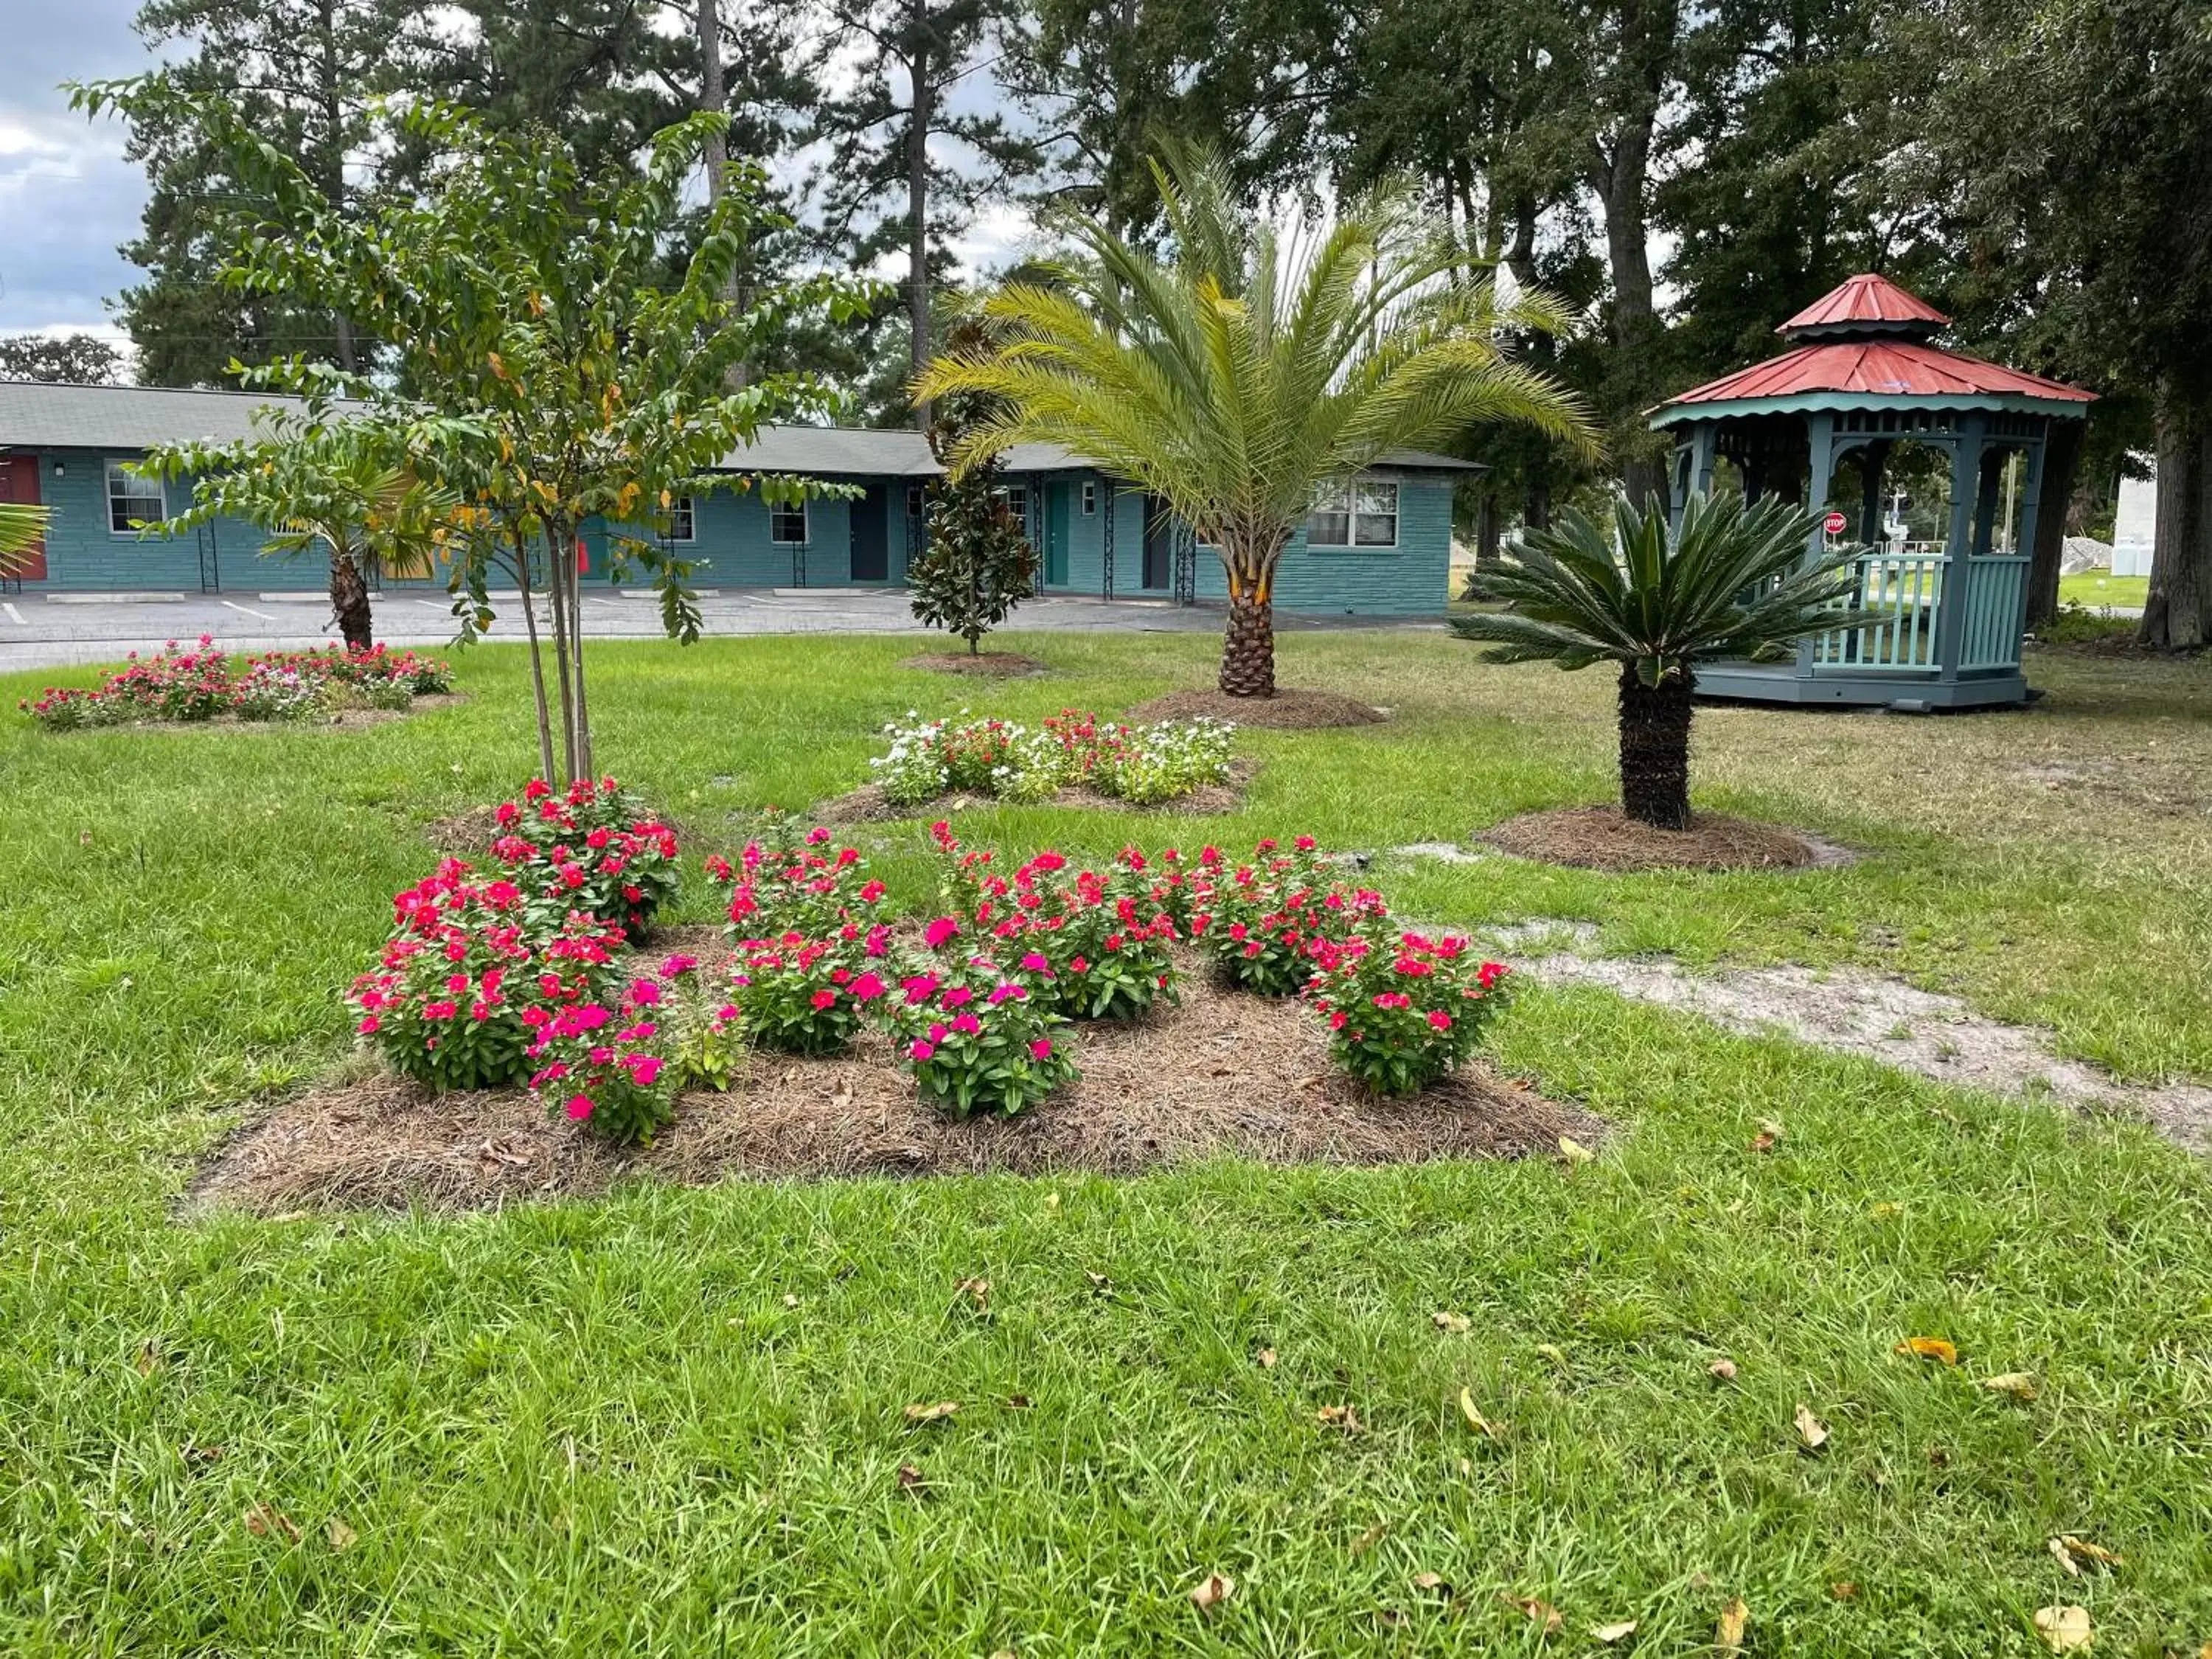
1046,482,1071,586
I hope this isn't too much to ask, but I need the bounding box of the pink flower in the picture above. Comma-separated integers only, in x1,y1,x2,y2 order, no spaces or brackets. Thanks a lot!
851,972,886,1001
357,1015,380,1034
661,953,699,977
941,985,974,1009
925,917,960,948
423,1000,459,1020
952,1013,982,1034
625,1054,664,1086
1029,1037,1053,1060
810,989,838,1010
860,880,886,902
1426,1009,1453,1031
566,1093,594,1120
807,827,832,846
910,1040,936,1061
1020,952,1050,973
630,980,661,1006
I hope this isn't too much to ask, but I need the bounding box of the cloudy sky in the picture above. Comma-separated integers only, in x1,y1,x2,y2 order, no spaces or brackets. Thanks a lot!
0,0,152,344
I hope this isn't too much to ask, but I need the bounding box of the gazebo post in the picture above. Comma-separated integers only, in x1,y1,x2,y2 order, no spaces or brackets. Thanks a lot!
1857,439,1891,543
1972,447,2006,556
2010,436,2048,644
1933,414,1986,684
1795,411,1839,678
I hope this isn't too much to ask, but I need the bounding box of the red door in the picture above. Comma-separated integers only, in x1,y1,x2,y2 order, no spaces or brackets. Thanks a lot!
1,455,46,581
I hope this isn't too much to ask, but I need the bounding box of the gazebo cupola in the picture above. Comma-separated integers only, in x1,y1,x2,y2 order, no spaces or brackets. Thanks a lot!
1649,272,2094,710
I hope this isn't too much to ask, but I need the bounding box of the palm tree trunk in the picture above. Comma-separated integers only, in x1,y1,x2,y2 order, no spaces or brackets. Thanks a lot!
1616,662,1694,830
1218,540,1279,698
328,546,373,653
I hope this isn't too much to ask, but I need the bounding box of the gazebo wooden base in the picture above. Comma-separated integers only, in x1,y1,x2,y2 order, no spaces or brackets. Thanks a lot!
1694,660,2028,712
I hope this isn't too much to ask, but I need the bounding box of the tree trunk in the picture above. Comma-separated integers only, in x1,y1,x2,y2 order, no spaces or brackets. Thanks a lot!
512,531,557,783
567,531,595,779
328,544,373,652
1477,492,1500,563
543,526,579,782
697,0,748,390
905,8,933,430
317,0,358,377
2025,417,2083,630
1588,0,1672,511
1616,661,1694,830
2138,390,2212,651
1218,542,1279,697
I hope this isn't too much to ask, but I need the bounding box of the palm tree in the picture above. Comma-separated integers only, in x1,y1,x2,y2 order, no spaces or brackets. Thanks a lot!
1450,492,1856,830
912,142,1599,698
0,502,50,577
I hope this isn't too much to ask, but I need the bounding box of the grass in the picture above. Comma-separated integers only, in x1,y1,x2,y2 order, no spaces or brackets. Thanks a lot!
2057,572,2149,611
2,628,2210,1655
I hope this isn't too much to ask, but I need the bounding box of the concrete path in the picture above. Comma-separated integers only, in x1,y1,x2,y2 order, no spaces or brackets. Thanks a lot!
0,586,1435,673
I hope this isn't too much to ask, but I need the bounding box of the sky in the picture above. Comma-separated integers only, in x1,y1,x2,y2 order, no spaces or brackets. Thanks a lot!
0,0,150,346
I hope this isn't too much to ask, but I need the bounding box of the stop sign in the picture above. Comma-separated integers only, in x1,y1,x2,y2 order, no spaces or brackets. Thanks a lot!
1822,510,1848,536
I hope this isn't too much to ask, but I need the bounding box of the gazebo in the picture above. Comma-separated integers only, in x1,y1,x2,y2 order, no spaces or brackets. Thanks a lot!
1649,273,2094,709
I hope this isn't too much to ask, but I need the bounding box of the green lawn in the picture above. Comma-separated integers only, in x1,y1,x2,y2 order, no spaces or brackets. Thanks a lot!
2058,571,2149,611
3,630,2210,1655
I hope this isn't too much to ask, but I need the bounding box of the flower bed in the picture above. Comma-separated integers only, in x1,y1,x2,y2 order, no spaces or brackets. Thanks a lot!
487,776,681,939
869,708,1235,808
18,636,452,730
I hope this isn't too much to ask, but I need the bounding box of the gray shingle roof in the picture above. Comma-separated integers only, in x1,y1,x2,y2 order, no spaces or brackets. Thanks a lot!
0,380,1482,479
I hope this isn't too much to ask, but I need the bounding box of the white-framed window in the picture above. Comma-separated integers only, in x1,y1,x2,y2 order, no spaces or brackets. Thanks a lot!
769,501,808,545
106,459,165,535
1308,479,1399,548
993,484,1029,526
1081,480,1098,515
667,495,695,543
906,486,925,519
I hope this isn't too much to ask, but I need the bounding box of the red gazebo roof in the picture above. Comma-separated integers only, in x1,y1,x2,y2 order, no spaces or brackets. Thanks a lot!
1778,273,1949,336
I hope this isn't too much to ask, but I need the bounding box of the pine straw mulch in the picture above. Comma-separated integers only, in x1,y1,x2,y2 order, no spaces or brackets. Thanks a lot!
1125,688,1389,729
58,692,465,737
185,973,1597,1217
1481,805,1854,874
897,650,1053,678
812,757,1259,824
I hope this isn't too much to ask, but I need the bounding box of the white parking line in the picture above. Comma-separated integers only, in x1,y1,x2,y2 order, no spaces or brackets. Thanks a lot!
413,599,452,611
221,599,279,622
2,602,24,626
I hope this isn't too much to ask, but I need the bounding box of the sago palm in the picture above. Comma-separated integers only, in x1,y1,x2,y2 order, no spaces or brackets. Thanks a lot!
912,142,1598,697
1450,492,1857,830
0,502,51,577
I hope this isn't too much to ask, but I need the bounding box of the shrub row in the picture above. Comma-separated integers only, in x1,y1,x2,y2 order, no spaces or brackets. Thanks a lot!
870,708,1235,807
19,637,452,728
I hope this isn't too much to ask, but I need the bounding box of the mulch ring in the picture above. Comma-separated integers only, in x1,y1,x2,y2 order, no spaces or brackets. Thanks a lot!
812,757,1259,824
1126,688,1388,729
184,974,1598,1217
897,650,1052,678
1481,805,1855,874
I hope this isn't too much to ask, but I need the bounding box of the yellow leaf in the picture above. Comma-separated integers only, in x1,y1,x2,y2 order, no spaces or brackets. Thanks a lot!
242,1503,300,1543
1708,1358,1739,1382
1458,1388,1501,1438
1535,1343,1568,1368
1793,1402,1829,1451
1590,1619,1638,1644
1255,1347,1277,1369
325,1517,358,1551
902,1401,959,1425
2032,1604,2093,1653
956,1276,990,1312
1980,1371,2039,1401
1317,1404,1363,1434
1433,1311,1470,1334
1558,1135,1595,1167
1349,1519,1390,1557
1411,1570,1448,1593
1189,1571,1234,1611
487,352,507,380
1895,1337,1960,1366
1716,1596,1750,1651
1871,1201,1902,1218
1500,1594,1564,1635
2050,1534,2123,1573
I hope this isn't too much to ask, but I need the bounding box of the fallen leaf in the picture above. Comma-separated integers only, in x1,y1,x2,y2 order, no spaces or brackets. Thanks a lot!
1411,1571,1449,1593
1590,1619,1638,1644
1751,1123,1782,1153
1708,1358,1739,1382
180,1443,223,1470
1980,1371,2039,1401
2032,1604,2093,1653
902,1400,960,1425
831,1084,853,1110
1349,1519,1391,1557
133,1340,162,1377
1255,1348,1277,1370
956,1276,991,1312
782,1293,800,1309
1871,1201,1902,1218
1043,1192,1060,1214
1535,1343,1568,1368
1829,1582,1860,1600
1895,1337,1959,1366
2049,1534,2123,1573
243,1503,300,1543
1794,1402,1830,1451
1003,1394,1034,1410
1558,1135,1596,1167
1716,1596,1750,1651
1085,1270,1113,1293
1432,1311,1471,1335
1317,1404,1363,1434
896,1463,927,1492
1189,1571,1235,1611
1458,1388,1501,1438
325,1517,358,1551
1501,1593,1564,1635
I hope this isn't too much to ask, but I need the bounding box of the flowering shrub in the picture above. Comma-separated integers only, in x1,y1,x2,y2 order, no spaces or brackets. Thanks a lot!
885,961,1077,1117
18,636,452,728
348,860,627,1091
1191,836,1384,995
1307,930,1514,1094
489,776,681,940
726,933,890,1055
868,709,1234,807
526,978,676,1145
651,952,743,1091
928,824,1179,1020
706,820,887,944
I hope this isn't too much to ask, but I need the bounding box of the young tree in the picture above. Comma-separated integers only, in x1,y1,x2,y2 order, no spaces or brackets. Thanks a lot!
915,143,1596,698
0,335,126,385
142,411,462,650
77,83,878,779
1450,493,1852,829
